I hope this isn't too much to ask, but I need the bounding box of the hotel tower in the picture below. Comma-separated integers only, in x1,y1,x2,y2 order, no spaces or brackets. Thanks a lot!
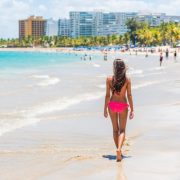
19,16,46,39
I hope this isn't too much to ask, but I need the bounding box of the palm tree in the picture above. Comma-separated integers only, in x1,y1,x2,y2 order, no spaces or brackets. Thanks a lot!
123,33,130,45
136,26,153,46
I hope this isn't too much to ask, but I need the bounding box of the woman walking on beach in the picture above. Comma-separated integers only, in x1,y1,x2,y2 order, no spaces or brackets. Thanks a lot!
104,59,134,161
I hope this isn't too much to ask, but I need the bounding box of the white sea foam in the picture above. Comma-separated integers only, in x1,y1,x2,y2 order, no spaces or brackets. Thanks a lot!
132,81,160,89
37,77,60,87
127,68,143,75
30,75,60,87
0,92,104,136
31,75,50,79
98,81,162,90
97,84,106,89
93,64,101,68
147,72,165,76
128,67,166,77
96,74,107,78
148,67,166,71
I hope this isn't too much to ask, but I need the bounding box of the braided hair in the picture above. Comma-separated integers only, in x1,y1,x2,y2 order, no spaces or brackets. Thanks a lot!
112,59,127,94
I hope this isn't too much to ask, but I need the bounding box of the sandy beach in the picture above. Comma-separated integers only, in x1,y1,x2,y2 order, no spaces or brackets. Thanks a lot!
0,50,180,179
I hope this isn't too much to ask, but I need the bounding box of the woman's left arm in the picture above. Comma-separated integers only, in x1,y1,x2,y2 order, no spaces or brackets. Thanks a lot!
104,77,111,118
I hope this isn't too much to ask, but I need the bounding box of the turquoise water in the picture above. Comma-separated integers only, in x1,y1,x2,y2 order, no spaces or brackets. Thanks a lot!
0,51,81,70
0,50,106,136
0,50,179,137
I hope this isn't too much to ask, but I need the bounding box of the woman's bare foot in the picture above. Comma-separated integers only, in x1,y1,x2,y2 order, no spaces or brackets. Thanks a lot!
116,149,122,162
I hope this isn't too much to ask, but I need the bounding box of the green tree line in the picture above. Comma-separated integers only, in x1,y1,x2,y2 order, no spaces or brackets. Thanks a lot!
0,19,180,48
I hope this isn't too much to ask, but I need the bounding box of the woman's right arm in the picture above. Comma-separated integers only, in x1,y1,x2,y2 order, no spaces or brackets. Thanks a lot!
104,77,111,118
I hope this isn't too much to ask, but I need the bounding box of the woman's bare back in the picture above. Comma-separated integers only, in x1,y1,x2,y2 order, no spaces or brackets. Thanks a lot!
107,76,129,103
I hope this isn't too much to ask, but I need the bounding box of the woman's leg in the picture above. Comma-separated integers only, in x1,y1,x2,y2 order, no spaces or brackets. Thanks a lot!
108,108,118,148
116,109,128,161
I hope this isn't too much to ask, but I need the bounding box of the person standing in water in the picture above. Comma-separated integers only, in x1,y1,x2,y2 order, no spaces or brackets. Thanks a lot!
104,52,108,61
135,49,138,55
104,59,134,162
165,49,169,59
160,52,163,66
174,51,177,60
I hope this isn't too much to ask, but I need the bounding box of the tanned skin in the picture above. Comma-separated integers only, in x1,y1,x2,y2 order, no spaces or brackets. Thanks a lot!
104,76,134,161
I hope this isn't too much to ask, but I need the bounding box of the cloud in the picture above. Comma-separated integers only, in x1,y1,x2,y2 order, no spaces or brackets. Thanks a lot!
48,0,180,18
0,0,33,38
0,0,179,38
38,4,47,13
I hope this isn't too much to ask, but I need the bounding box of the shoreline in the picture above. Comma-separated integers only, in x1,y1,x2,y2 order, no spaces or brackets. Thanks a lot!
0,47,179,56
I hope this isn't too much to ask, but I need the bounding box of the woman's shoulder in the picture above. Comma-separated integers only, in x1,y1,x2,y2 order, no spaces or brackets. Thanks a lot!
106,76,113,82
106,76,113,87
126,76,131,84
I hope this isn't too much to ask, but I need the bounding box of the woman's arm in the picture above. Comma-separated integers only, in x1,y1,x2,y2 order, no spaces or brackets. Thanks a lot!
127,78,134,119
104,77,111,118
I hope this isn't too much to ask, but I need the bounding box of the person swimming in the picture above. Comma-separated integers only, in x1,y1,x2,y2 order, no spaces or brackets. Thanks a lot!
104,59,134,162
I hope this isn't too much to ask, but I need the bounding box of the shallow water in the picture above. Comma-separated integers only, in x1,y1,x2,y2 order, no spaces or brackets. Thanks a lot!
0,51,179,136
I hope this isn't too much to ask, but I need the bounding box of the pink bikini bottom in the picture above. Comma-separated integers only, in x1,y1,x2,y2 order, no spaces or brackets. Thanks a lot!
108,101,129,113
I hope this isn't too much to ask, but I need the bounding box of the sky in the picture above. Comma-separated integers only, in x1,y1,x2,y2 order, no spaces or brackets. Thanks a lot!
0,0,180,38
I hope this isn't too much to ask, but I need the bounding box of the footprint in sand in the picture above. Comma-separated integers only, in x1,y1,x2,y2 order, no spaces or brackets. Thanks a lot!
64,155,94,163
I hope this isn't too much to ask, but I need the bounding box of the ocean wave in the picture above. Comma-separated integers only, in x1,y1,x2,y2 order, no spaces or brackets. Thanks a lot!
97,84,106,89
31,75,50,79
98,80,161,90
148,67,166,71
93,64,101,68
147,72,165,76
30,75,60,87
132,81,160,89
0,111,38,136
127,68,143,75
96,74,107,78
30,92,104,116
0,92,104,136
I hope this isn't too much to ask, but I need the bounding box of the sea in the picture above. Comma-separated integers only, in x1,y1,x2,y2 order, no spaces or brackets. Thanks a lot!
0,50,179,136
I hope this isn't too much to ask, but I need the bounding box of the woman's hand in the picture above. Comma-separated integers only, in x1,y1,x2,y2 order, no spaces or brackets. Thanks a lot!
129,111,134,120
104,109,108,118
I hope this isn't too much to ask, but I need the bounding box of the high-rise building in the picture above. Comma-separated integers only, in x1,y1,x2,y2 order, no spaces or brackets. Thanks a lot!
95,12,137,36
70,12,95,38
45,18,58,36
117,12,138,34
137,13,166,27
95,12,119,36
137,13,180,26
164,15,180,23
69,11,137,37
19,16,46,39
58,19,70,37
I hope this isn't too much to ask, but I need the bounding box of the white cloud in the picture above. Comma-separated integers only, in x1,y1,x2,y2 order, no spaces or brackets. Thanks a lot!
0,0,34,38
38,4,47,13
0,0,179,38
48,0,180,18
